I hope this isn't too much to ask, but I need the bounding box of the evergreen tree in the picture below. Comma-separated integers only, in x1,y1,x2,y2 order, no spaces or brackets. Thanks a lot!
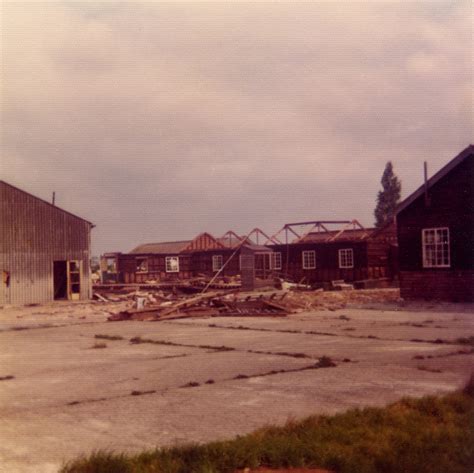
374,161,401,228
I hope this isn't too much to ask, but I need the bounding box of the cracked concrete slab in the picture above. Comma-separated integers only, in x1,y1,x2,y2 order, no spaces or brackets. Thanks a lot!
0,303,472,473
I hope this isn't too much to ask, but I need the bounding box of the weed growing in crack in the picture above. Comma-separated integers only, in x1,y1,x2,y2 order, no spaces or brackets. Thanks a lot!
315,356,336,368
417,366,442,373
456,336,474,346
95,334,124,341
131,390,156,396
181,381,200,388
0,375,15,381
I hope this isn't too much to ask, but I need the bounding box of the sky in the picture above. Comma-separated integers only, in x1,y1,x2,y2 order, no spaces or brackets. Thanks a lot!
1,1,473,256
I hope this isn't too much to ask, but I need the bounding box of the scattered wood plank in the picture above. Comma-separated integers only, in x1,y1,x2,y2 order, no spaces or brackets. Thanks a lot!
107,290,292,322
93,293,109,302
158,292,219,317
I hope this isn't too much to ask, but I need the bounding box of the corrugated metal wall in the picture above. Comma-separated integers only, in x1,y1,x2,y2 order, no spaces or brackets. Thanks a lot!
0,181,92,305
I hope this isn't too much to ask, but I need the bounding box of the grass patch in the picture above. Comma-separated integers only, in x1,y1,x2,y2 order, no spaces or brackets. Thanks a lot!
60,381,474,473
95,334,124,341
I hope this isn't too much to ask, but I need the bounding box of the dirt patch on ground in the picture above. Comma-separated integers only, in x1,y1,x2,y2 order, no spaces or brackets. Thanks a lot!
282,288,400,312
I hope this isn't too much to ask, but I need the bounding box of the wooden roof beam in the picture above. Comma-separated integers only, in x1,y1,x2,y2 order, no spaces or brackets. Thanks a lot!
247,227,281,245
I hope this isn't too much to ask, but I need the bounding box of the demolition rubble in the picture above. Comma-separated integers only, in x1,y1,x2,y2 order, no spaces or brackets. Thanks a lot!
92,277,401,323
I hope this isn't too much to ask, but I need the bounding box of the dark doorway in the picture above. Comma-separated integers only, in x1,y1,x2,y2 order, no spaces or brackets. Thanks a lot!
53,261,67,300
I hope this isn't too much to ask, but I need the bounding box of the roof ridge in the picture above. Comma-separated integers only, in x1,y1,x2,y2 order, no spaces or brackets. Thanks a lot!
396,144,473,215
0,180,94,226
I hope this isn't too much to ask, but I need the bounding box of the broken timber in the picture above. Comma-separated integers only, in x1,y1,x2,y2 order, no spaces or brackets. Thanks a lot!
108,292,292,322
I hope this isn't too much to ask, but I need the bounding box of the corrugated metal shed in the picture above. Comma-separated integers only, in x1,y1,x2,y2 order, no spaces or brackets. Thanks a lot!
0,180,93,305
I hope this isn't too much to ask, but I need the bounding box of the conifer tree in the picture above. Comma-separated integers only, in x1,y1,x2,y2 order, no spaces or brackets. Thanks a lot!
374,161,401,228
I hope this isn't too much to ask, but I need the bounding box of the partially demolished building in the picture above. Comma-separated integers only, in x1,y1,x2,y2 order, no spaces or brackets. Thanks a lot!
1,181,93,305
268,220,397,287
101,221,397,289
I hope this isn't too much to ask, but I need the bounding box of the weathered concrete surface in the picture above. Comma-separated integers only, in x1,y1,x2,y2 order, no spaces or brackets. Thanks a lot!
0,302,473,473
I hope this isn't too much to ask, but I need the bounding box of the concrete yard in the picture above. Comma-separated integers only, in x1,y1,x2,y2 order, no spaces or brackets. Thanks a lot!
0,298,473,473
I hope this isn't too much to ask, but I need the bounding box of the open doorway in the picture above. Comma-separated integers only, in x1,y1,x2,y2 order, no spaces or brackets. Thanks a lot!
53,261,67,300
53,260,81,300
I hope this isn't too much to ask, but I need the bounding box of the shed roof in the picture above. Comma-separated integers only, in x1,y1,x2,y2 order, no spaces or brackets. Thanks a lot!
396,144,474,215
129,240,192,254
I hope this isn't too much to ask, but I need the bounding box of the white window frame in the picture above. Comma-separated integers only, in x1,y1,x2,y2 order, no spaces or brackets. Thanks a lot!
136,257,148,273
272,252,282,270
165,256,180,273
422,227,450,268
212,255,223,272
302,250,316,269
338,248,354,269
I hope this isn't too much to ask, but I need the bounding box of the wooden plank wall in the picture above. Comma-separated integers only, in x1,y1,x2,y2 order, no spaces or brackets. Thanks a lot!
119,249,241,283
400,270,474,302
397,156,473,272
271,241,369,284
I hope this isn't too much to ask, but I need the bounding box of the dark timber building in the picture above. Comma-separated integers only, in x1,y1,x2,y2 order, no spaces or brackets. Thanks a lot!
396,145,474,302
0,181,93,305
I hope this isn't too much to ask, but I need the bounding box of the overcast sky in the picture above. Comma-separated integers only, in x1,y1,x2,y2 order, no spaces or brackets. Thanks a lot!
1,1,472,255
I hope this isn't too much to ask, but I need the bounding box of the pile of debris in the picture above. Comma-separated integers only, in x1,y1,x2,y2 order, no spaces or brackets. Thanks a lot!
283,288,400,311
108,291,292,322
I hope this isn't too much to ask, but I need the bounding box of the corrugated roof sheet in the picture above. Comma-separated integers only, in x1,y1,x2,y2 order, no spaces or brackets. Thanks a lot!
129,240,192,254
0,180,94,226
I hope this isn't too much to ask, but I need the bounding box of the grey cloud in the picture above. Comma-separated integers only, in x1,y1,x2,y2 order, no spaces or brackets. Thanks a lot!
1,2,472,254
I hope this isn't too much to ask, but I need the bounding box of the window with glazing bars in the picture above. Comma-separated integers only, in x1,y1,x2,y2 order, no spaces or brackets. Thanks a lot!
422,228,450,268
165,256,180,273
338,248,354,268
302,250,316,269
212,255,223,272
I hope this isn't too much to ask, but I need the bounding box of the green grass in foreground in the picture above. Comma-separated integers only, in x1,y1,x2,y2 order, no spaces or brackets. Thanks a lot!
61,379,474,473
